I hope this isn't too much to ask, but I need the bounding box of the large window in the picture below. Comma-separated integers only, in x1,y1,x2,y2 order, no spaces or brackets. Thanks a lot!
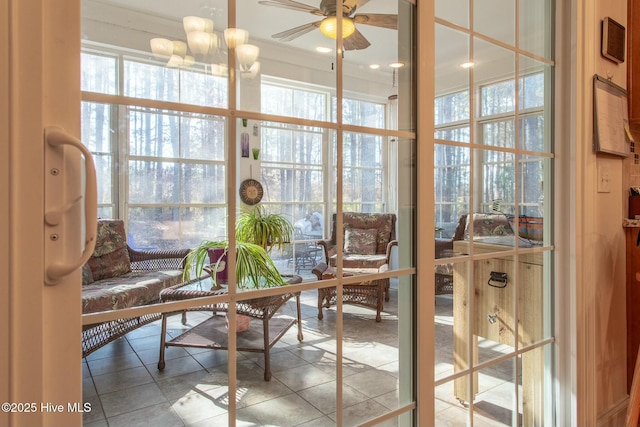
81,50,228,249
434,72,546,237
259,81,389,239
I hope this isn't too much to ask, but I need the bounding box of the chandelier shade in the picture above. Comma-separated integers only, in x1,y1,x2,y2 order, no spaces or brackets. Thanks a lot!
187,31,217,55
150,38,174,58
182,16,214,34
224,28,249,48
240,61,261,79
236,44,259,69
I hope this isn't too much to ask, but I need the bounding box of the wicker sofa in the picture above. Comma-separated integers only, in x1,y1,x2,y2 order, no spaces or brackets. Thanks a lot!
81,219,190,357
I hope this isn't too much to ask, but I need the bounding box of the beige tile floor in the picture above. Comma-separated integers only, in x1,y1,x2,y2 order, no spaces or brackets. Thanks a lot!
82,285,517,427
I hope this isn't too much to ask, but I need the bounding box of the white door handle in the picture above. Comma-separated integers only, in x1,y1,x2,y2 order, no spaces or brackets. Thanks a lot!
44,126,98,285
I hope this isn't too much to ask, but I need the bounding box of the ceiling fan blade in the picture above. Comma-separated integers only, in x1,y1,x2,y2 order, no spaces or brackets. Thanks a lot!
343,28,370,50
259,0,324,16
353,13,398,30
272,21,321,42
344,0,370,14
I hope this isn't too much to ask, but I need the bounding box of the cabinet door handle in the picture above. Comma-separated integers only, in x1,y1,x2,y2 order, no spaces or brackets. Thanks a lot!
488,271,508,288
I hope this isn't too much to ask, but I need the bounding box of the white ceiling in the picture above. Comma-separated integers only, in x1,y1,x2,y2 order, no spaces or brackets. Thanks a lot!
83,0,533,96
86,0,402,69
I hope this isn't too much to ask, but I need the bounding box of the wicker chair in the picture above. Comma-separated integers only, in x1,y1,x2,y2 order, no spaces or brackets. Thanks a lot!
435,213,515,296
313,213,397,320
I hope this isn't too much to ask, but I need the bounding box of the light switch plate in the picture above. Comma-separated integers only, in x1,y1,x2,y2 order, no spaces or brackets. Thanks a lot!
597,163,611,193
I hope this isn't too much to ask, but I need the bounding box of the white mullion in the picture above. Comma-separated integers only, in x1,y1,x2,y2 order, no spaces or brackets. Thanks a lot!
513,17,523,422
226,1,238,425
467,0,476,423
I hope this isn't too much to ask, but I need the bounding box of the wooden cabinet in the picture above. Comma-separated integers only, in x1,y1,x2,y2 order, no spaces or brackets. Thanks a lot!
628,0,640,127
626,226,640,392
452,240,544,426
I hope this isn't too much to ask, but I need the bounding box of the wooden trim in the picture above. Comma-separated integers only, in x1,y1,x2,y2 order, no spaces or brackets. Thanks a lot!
628,0,640,125
0,0,10,426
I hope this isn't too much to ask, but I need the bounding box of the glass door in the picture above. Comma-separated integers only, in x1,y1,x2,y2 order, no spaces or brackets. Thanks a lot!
433,0,554,425
81,0,417,425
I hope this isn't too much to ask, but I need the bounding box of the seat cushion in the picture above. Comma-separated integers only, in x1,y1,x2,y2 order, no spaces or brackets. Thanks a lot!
81,270,183,314
329,253,388,269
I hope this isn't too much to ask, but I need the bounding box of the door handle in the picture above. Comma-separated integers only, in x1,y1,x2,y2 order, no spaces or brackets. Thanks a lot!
44,126,98,285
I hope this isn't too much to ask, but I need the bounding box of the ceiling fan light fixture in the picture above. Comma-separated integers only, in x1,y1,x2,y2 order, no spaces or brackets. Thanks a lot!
316,46,332,53
319,17,356,39
224,28,249,48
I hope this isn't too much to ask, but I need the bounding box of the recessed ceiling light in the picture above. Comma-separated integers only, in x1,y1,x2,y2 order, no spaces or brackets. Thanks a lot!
369,64,380,69
460,61,476,69
389,62,405,68
316,46,332,53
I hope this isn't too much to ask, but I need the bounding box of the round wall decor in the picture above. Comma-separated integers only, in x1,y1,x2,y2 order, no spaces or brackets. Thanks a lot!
239,178,264,205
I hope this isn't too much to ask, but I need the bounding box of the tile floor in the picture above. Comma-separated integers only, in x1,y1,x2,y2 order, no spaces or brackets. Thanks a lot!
82,285,517,427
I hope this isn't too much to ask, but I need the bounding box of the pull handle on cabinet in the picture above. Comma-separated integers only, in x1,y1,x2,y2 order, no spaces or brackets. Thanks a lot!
44,126,98,285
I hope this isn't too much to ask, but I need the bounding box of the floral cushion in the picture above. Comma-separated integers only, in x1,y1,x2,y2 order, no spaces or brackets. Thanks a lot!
344,228,378,255
82,263,94,286
463,213,514,239
343,212,394,254
435,263,453,276
88,219,132,281
81,270,183,314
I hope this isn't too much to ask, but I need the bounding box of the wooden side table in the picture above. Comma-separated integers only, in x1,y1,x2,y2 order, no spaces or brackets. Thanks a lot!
452,240,544,426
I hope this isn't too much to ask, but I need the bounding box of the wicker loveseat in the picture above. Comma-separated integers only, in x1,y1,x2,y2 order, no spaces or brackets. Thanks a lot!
81,219,190,357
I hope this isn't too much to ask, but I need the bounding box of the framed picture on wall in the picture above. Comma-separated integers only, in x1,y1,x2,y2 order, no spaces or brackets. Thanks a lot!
593,74,630,157
602,17,625,64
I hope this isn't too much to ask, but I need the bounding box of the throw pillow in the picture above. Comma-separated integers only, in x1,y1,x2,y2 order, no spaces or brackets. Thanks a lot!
88,219,132,281
344,228,378,255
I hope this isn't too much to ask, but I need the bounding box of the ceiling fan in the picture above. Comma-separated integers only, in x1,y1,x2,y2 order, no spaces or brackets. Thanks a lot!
258,0,397,50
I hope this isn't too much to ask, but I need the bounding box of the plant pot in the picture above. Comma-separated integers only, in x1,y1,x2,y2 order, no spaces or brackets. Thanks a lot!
226,313,251,332
207,248,228,284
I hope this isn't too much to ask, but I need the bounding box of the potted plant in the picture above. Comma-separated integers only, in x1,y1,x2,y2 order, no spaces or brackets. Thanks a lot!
235,205,294,252
183,240,286,289
183,206,294,289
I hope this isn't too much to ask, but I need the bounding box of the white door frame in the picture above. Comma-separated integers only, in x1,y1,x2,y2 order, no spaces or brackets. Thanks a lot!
4,1,83,426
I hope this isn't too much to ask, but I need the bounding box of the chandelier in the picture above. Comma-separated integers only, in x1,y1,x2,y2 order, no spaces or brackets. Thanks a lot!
150,16,260,78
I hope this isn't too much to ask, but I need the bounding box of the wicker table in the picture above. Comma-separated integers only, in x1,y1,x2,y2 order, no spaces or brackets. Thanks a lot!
311,262,388,322
157,275,303,381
